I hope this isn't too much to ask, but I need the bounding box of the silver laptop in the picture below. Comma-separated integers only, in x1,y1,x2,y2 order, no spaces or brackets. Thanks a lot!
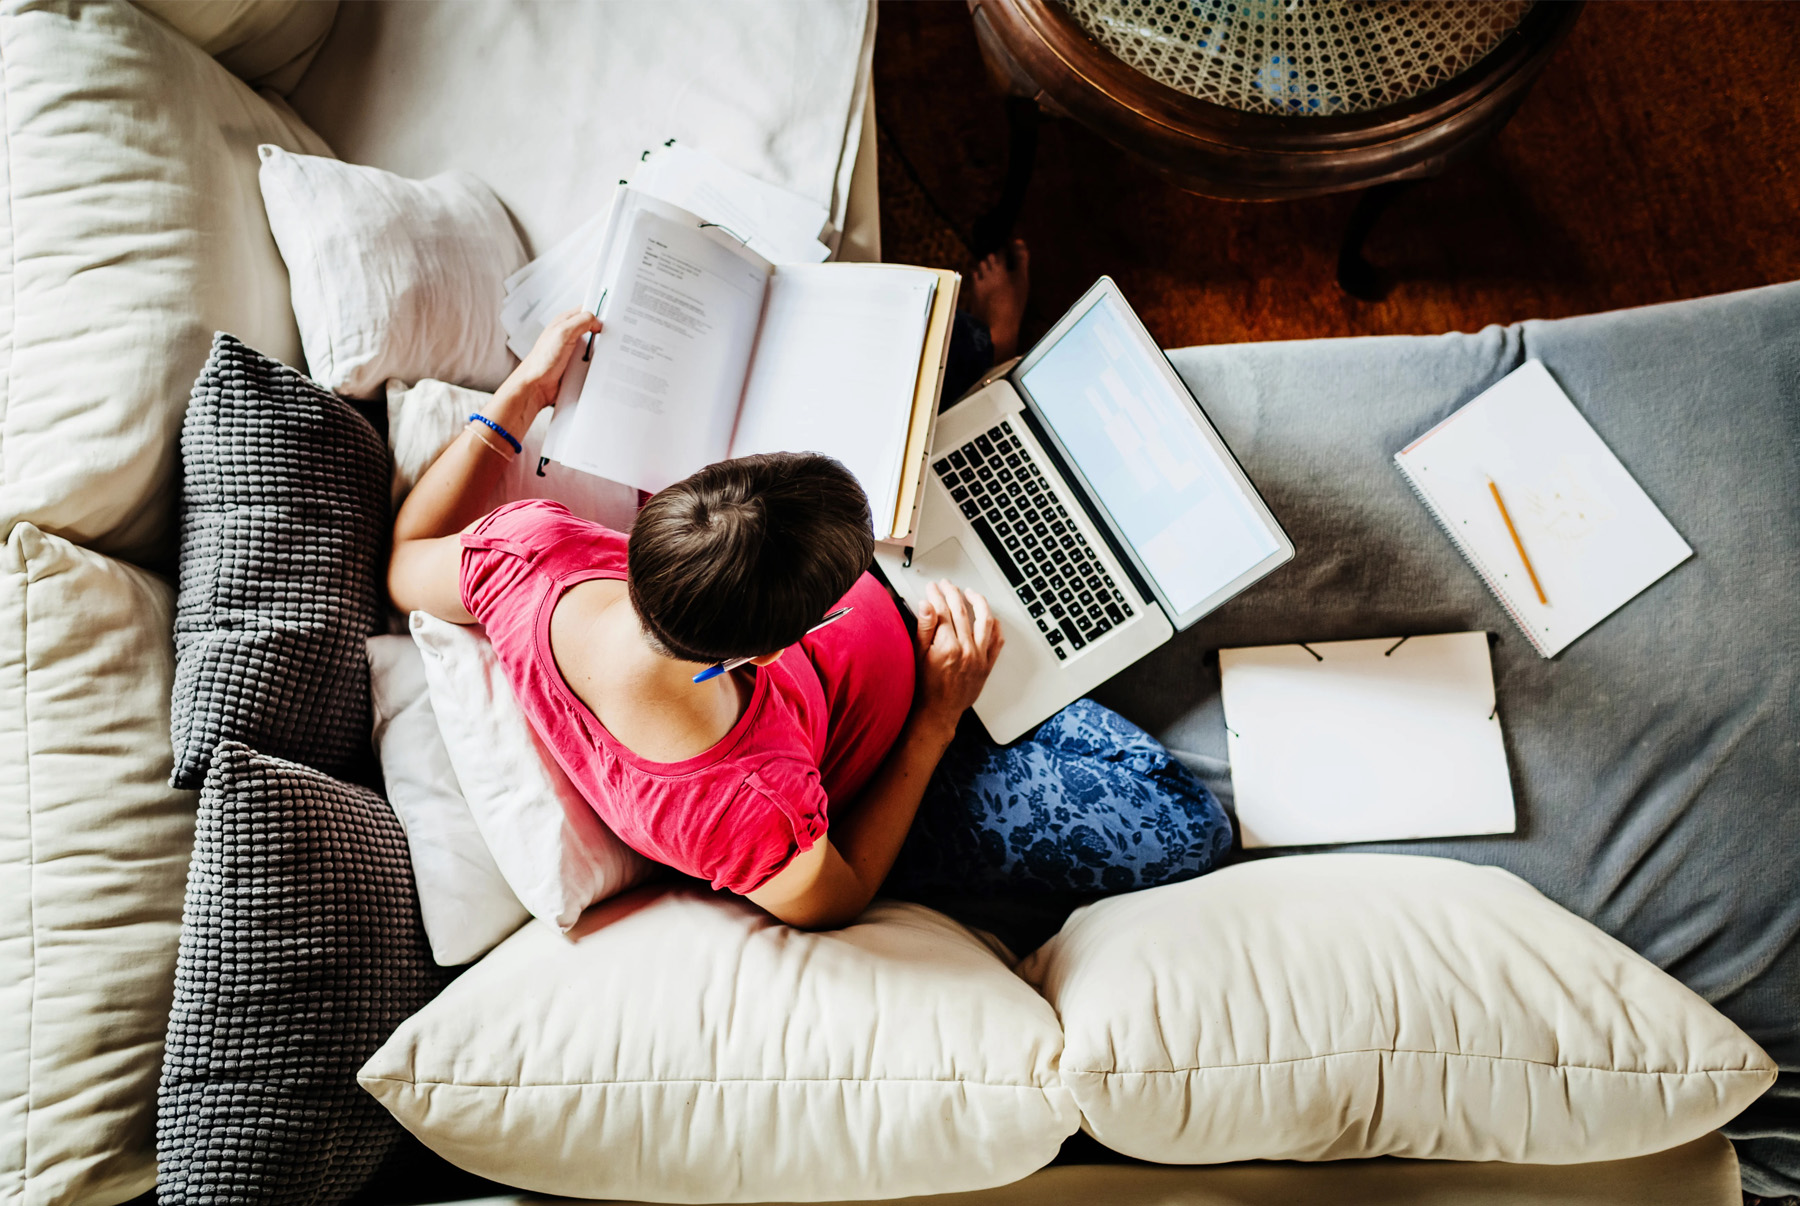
875,277,1293,743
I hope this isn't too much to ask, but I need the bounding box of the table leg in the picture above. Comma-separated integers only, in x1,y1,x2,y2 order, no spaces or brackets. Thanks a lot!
972,96,1041,258
1337,179,1413,300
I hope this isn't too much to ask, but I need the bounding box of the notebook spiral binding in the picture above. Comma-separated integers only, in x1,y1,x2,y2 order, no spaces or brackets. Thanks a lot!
1394,461,1551,658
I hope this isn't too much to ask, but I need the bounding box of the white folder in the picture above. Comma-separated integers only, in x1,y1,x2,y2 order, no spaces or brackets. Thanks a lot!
1219,631,1516,848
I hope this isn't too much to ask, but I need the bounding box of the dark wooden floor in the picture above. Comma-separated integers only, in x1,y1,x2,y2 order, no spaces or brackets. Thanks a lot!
874,1,1800,351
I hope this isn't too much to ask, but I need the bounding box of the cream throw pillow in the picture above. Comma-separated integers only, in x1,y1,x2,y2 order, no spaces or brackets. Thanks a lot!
0,524,193,1206
1021,854,1777,1166
366,635,529,966
409,612,653,930
360,888,1080,1201
0,1,330,562
257,146,524,398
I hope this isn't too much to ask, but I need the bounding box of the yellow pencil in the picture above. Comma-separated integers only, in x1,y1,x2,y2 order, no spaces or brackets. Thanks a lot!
1488,480,1548,606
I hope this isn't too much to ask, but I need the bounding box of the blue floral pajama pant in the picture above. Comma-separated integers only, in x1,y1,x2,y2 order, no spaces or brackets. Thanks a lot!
886,698,1234,900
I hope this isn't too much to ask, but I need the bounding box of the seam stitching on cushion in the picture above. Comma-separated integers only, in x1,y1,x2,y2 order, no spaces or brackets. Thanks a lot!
0,15,15,492
284,154,338,384
362,1075,1060,1091
1064,1050,1772,1078
302,163,336,382
11,535,36,1182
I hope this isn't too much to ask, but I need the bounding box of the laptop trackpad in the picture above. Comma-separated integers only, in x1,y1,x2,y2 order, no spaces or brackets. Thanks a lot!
911,535,982,587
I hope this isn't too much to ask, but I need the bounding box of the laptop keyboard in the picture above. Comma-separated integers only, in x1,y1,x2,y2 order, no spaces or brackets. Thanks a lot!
932,420,1134,661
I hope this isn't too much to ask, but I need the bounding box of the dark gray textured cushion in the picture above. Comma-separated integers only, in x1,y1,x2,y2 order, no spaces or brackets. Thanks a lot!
170,332,389,789
1100,281,1799,1195
158,741,442,1206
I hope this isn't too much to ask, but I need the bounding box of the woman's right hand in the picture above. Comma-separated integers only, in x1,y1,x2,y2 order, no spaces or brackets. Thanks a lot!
913,579,1004,737
492,307,603,427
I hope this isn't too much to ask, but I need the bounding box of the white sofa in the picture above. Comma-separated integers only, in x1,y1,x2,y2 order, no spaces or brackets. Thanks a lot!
0,4,1769,1206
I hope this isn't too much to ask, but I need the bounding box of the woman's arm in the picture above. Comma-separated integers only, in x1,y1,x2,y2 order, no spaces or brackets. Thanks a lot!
747,580,1002,930
387,309,601,620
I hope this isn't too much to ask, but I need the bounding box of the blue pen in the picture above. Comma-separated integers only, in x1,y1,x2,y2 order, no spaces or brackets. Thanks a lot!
692,607,854,684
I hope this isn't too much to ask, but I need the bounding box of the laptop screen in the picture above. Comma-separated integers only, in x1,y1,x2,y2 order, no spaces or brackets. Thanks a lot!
1017,290,1285,619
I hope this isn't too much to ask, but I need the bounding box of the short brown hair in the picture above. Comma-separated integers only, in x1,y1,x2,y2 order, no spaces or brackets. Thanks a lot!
628,452,874,663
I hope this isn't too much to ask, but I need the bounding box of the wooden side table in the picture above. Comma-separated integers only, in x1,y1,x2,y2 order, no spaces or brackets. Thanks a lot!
966,0,1582,297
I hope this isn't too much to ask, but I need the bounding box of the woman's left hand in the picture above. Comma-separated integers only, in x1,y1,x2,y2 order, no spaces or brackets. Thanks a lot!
493,307,603,426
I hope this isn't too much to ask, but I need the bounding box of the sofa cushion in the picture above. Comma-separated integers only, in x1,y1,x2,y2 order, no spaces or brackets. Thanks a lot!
0,523,192,1206
366,634,528,966
1020,853,1776,1166
133,0,339,94
0,0,331,562
258,146,524,399
170,333,388,790
286,0,872,258
360,889,1081,1202
158,742,442,1206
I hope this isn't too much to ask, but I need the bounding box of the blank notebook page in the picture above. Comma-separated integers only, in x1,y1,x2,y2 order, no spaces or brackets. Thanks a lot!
732,265,936,533
1395,359,1693,658
1220,632,1516,848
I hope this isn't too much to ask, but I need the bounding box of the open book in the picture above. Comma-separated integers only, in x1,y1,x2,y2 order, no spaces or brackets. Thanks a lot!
540,187,958,540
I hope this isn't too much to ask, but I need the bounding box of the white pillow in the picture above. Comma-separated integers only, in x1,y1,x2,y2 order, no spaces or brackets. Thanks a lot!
1,523,195,1205
366,635,529,966
257,145,524,398
385,378,641,530
0,1,331,563
1021,854,1777,1166
360,888,1080,1201
409,612,653,930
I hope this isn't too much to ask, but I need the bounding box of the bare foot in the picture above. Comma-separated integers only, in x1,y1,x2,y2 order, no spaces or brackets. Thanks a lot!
969,238,1030,362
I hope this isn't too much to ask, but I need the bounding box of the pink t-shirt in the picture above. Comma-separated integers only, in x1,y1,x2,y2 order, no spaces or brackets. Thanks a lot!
459,500,916,894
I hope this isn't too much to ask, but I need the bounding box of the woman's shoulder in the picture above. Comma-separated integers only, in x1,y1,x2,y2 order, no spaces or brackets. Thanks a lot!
473,500,630,567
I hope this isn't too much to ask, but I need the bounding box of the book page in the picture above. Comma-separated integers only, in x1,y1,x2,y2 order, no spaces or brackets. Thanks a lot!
730,265,937,533
543,195,772,494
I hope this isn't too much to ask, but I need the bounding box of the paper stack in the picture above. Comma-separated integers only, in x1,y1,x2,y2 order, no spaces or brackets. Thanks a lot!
501,143,833,359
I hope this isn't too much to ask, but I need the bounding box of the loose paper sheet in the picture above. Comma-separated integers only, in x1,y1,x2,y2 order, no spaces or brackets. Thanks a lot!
502,144,830,359
633,144,831,266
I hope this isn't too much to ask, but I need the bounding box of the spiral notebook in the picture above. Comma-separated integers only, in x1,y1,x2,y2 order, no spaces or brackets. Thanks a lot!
1394,360,1693,658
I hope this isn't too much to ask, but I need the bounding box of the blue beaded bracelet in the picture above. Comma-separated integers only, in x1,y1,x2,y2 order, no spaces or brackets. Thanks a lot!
467,412,522,455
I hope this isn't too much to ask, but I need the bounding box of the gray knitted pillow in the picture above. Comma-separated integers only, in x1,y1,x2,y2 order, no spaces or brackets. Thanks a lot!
170,332,389,789
158,742,443,1206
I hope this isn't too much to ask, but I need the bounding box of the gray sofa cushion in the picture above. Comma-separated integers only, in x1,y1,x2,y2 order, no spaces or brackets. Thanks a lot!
1100,281,1799,1196
170,332,388,789
157,741,441,1206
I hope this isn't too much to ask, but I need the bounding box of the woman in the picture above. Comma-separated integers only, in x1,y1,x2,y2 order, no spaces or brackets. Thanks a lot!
391,307,1004,930
391,281,1231,934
